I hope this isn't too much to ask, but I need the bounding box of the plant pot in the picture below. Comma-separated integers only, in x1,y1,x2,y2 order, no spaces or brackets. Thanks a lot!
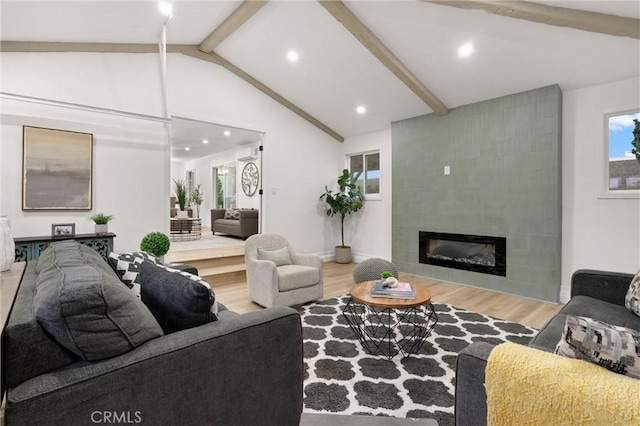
176,210,189,218
95,224,108,234
334,246,352,264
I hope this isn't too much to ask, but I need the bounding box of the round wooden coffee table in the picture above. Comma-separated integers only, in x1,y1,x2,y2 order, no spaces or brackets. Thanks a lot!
343,281,438,359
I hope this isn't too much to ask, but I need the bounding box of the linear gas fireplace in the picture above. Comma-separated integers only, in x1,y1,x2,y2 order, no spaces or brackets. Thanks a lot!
419,231,506,276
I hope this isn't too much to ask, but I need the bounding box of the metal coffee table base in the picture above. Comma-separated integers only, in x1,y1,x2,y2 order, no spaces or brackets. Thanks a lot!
343,298,438,360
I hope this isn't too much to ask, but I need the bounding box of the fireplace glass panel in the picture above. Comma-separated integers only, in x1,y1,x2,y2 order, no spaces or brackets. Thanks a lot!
419,232,506,276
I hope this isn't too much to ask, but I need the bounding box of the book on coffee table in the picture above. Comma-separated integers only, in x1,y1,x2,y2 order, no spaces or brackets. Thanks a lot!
371,281,415,299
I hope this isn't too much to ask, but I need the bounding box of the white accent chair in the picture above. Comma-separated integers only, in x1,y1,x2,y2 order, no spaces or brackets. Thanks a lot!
244,233,323,308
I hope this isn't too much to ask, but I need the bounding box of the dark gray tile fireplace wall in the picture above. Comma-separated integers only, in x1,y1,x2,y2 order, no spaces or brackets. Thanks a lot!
391,85,562,302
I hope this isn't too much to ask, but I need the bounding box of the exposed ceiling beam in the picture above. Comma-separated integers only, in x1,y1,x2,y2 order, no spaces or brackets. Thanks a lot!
0,41,196,53
194,0,344,141
182,50,344,142
422,1,640,39
199,0,268,53
318,0,448,116
0,40,343,141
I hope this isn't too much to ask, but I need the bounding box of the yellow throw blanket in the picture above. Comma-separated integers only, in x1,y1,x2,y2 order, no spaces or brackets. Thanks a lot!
485,342,640,425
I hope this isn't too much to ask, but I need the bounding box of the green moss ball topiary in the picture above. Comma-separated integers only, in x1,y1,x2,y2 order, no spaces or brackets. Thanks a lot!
380,271,394,279
140,232,171,257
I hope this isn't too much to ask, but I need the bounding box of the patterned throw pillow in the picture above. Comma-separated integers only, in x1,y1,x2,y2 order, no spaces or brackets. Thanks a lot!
624,269,640,317
138,261,218,334
555,315,640,379
108,252,159,297
224,208,241,220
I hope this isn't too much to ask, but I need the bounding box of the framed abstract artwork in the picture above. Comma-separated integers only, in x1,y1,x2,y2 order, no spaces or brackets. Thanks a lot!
22,126,93,210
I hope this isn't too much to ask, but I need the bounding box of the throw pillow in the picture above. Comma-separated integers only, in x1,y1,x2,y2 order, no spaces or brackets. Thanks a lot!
224,208,241,220
257,246,292,266
108,251,159,297
139,261,219,334
624,269,640,317
34,243,164,361
555,315,640,379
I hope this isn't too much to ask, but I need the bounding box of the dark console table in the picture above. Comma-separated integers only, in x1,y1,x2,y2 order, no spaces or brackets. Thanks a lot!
14,233,116,262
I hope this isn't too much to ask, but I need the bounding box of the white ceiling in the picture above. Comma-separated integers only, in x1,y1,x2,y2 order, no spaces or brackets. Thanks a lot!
170,116,262,162
2,1,639,157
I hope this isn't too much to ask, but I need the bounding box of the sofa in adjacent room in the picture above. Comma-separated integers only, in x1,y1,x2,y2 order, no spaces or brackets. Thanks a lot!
211,208,258,239
2,240,303,426
455,269,640,426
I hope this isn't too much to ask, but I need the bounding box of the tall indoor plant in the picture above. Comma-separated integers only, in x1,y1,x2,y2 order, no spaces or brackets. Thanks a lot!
173,178,188,218
320,169,365,263
190,184,203,218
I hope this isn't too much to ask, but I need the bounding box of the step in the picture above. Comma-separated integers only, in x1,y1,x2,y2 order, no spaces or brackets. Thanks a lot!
170,245,244,263
169,247,247,287
184,255,245,271
198,263,246,277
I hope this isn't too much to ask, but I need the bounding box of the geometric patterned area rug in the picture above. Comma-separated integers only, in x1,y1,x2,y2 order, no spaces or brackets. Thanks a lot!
298,295,537,426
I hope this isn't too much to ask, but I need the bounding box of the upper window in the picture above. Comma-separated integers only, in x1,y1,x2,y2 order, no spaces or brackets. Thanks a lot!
349,151,380,198
607,111,640,193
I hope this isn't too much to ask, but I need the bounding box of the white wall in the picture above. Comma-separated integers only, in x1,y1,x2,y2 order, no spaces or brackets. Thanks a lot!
235,157,261,211
344,80,640,301
170,161,185,191
342,129,393,261
0,53,169,253
179,145,261,228
168,54,343,254
7,50,633,285
562,77,640,302
1,52,344,258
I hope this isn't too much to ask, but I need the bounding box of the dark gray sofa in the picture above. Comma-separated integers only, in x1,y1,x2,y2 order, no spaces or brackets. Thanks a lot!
455,269,640,426
2,246,303,426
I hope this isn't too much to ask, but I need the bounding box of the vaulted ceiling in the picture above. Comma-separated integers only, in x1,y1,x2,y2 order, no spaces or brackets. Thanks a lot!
2,1,639,146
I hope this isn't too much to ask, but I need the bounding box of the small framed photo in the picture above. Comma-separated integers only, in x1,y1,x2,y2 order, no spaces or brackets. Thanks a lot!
51,223,76,238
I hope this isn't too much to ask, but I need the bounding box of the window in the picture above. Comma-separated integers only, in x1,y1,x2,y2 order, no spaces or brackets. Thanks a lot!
606,111,640,193
213,163,236,208
349,151,380,198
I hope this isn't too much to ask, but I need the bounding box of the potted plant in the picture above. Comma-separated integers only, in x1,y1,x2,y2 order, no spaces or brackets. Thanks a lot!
320,169,365,263
140,232,170,262
381,271,399,288
190,184,203,218
89,213,113,234
173,179,188,218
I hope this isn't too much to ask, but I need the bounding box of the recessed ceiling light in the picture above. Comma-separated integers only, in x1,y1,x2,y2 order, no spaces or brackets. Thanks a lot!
185,147,190,151
458,42,474,59
287,51,299,63
224,130,231,137
202,139,208,144
356,105,366,115
158,2,173,18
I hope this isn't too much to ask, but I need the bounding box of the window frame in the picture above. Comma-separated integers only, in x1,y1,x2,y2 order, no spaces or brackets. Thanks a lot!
347,150,381,201
601,109,640,199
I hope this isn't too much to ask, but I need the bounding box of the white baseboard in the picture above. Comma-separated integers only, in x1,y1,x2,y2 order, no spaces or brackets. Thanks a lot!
314,252,392,264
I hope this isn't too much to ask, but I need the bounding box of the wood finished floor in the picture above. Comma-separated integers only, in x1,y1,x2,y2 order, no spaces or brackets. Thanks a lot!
216,261,564,329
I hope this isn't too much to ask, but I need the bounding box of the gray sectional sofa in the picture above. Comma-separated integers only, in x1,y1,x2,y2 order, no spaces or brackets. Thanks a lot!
455,269,640,426
2,241,303,426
